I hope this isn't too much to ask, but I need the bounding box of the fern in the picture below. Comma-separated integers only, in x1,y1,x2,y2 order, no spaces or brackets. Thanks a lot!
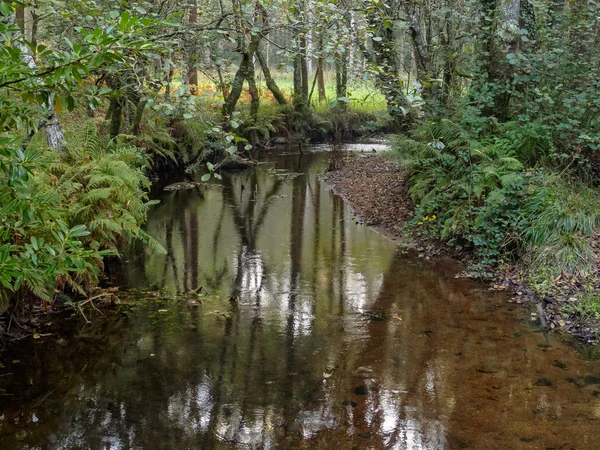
33,121,166,258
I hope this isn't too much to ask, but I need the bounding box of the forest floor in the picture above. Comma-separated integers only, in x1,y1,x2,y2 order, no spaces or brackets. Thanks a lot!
319,153,600,345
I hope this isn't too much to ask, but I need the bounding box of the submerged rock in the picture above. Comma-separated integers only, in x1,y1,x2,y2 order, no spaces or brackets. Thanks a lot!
581,375,600,385
534,378,553,387
273,136,288,145
354,385,371,395
362,310,389,321
164,181,196,191
219,154,256,171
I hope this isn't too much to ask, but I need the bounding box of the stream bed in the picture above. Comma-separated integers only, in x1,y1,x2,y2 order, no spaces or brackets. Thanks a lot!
1,146,600,449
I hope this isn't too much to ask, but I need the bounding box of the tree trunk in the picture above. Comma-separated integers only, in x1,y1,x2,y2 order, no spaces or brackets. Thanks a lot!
247,57,260,122
109,98,123,138
165,66,174,99
9,13,66,150
45,114,66,149
186,1,199,93
440,15,454,108
365,10,410,130
407,11,440,106
479,0,511,121
335,49,348,110
519,0,537,44
317,57,326,102
256,49,287,105
293,52,304,110
300,35,309,102
407,13,432,81
222,38,260,119
29,9,38,49
132,99,148,135
15,5,25,32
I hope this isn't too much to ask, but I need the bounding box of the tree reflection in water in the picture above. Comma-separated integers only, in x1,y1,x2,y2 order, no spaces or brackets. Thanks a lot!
1,150,600,449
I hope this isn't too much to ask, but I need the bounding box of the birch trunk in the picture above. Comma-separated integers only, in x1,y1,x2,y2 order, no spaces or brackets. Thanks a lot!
9,13,65,150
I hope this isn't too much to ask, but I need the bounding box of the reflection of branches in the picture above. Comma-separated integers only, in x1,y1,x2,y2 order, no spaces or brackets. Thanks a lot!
337,196,346,313
222,171,284,298
222,172,283,248
211,199,228,263
281,172,308,435
160,217,180,292
205,317,235,448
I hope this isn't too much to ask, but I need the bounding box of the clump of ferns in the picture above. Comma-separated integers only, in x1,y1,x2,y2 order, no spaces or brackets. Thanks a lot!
42,120,165,255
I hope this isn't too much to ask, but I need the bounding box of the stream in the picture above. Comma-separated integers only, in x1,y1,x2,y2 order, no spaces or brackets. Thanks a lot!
1,145,600,449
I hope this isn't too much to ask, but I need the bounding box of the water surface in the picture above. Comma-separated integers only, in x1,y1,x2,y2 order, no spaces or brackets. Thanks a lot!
1,148,600,449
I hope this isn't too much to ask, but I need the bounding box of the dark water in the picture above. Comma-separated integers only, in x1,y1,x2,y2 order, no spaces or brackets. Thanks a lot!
2,147,600,449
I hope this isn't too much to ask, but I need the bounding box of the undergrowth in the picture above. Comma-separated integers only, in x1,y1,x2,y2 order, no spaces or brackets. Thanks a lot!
394,119,600,288
561,290,600,322
1,121,164,310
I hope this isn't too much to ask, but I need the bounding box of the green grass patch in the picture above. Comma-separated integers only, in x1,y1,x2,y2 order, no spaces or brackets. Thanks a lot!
561,290,600,322
523,175,600,278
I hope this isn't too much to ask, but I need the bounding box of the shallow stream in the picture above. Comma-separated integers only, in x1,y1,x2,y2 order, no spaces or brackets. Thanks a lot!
1,145,600,449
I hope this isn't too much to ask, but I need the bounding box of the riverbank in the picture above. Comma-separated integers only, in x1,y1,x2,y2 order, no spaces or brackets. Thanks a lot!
319,153,600,345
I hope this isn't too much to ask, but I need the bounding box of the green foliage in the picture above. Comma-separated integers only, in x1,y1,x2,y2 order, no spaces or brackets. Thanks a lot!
1,122,165,304
492,121,554,167
561,291,600,323
238,104,290,142
0,149,107,302
522,176,600,277
124,115,178,166
394,120,527,275
396,118,600,283
0,6,167,309
44,120,165,253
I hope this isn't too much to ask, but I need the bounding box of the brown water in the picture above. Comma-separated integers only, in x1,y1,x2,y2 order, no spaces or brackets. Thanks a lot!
1,148,600,449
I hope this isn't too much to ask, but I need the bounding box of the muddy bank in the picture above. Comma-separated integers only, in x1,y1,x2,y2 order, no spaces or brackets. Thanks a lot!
319,155,412,243
319,154,600,345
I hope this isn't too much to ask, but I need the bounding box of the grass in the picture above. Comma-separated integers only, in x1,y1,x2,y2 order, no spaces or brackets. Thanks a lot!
170,70,389,115
262,71,388,114
561,290,600,322
523,174,600,278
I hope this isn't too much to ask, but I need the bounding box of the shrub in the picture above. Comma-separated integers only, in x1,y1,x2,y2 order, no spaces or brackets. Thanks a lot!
0,121,164,307
395,119,600,282
394,120,527,275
